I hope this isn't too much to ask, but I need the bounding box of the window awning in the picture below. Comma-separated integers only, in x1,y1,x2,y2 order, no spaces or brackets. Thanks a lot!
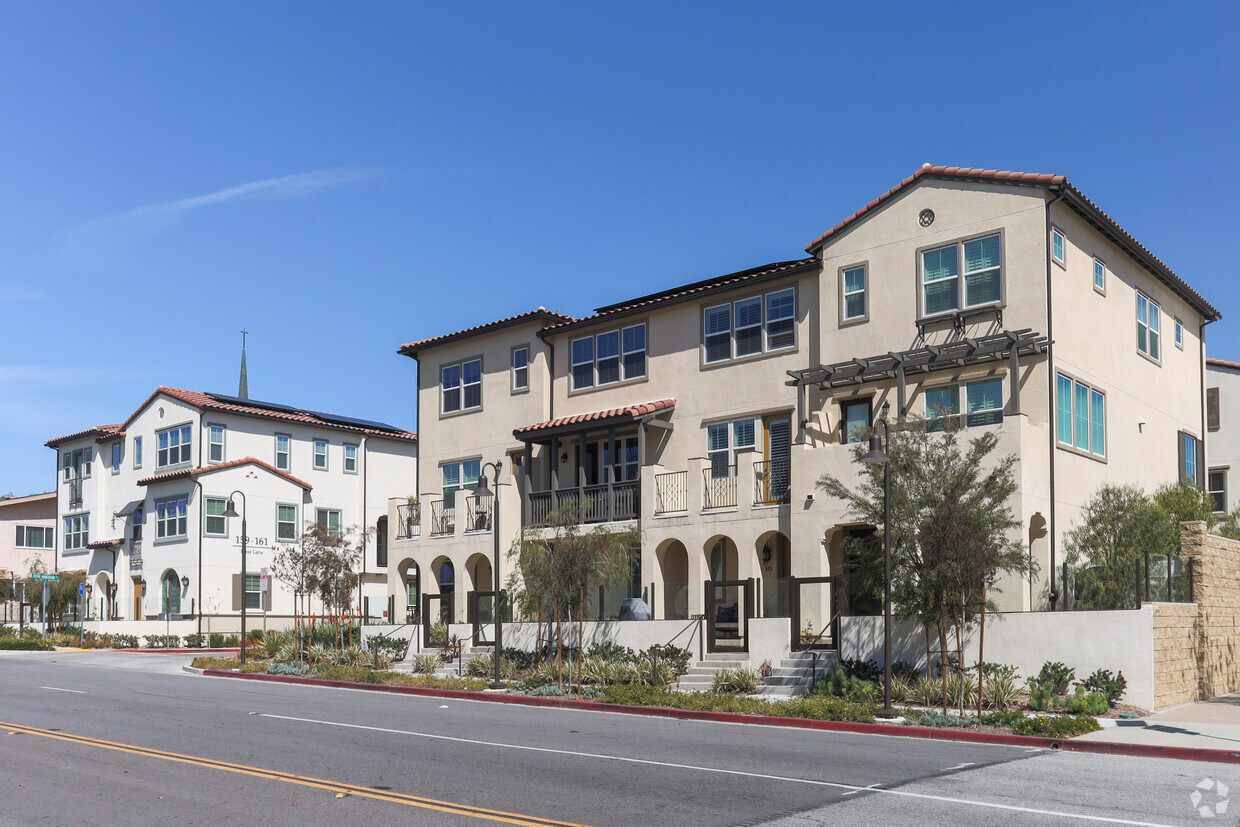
114,500,144,519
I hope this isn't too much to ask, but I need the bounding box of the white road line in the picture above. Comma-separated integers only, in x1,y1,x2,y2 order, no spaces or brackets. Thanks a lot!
256,712,1175,826
941,762,976,771
39,686,86,694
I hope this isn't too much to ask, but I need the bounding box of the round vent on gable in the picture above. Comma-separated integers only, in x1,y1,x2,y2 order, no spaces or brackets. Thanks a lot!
919,209,935,227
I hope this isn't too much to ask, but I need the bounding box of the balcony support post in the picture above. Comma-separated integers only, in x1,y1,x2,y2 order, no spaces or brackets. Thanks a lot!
606,426,616,522
1009,347,1021,414
522,440,532,526
577,432,586,519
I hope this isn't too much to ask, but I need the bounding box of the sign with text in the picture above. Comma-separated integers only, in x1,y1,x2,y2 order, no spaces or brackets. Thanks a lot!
31,573,59,581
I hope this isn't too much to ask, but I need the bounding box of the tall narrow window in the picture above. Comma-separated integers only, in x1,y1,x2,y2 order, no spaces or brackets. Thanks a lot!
1179,432,1202,487
133,436,142,469
840,399,872,444
1175,318,1184,349
111,443,122,473
1137,292,1161,361
1208,469,1227,514
344,444,358,474
276,504,298,542
571,337,594,389
922,244,960,315
1093,259,1106,292
1056,374,1073,446
313,439,328,470
441,363,462,412
244,574,262,610
765,288,795,349
1052,228,1065,263
275,434,291,471
208,424,225,463
596,331,620,384
622,325,646,380
462,358,482,409
842,266,866,321
963,235,1002,306
734,297,763,357
205,497,227,536
511,346,529,391
704,305,732,363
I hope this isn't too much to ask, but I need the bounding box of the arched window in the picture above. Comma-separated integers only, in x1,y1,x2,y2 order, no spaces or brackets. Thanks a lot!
162,571,181,616
438,560,455,593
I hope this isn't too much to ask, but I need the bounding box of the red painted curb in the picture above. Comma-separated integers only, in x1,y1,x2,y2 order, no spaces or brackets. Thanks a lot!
200,670,1240,765
119,648,243,654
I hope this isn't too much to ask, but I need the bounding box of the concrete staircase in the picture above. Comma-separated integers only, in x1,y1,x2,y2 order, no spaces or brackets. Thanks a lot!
674,652,750,693
753,651,836,698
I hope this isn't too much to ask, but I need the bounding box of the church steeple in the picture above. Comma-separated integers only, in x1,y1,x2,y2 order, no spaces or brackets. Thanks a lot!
238,329,249,399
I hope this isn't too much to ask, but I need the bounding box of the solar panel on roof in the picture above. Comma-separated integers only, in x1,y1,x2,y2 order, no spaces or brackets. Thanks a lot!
207,393,302,413
308,410,402,432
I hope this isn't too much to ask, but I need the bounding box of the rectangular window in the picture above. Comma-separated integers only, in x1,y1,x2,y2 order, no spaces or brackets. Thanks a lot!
245,573,262,610
925,385,960,432
316,508,342,537
156,424,193,469
441,363,462,412
1093,258,1106,292
133,436,142,469
462,358,481,409
63,514,88,550
63,447,92,481
111,442,122,474
15,525,54,549
1052,228,1065,263
1208,469,1227,514
441,459,481,508
571,324,648,390
205,497,228,537
840,399,872,444
344,444,357,474
208,424,225,463
277,504,298,542
704,304,732,363
842,266,866,321
606,436,640,482
155,497,187,540
1137,292,1161,361
926,380,1004,430
922,233,1002,316
765,288,795,349
441,358,482,413
1175,318,1184,349
132,507,143,542
313,439,328,470
703,288,796,364
735,297,763,357
275,434,291,471
707,419,755,475
1057,373,1106,457
571,336,594,389
512,346,529,391
622,324,646,380
596,330,620,384
1180,432,1203,487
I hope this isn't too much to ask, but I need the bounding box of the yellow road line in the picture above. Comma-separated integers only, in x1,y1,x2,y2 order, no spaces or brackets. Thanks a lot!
0,719,588,827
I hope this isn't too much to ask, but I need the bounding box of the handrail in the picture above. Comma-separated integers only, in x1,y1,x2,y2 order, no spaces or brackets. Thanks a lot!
808,607,845,685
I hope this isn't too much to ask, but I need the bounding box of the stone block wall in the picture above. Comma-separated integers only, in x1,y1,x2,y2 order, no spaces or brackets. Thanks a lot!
1181,521,1240,701
1152,601,1199,709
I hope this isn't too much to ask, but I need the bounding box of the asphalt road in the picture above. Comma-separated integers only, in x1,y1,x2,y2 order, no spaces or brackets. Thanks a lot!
0,650,1233,826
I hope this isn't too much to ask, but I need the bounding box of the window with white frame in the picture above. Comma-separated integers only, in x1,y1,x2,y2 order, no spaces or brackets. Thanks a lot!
441,358,482,413
1052,228,1065,264
313,439,328,470
156,424,192,469
706,418,755,475
570,324,646,390
111,442,122,473
1175,318,1184,349
512,346,529,391
204,497,228,537
703,288,795,364
1208,468,1227,514
1057,374,1106,457
208,424,225,463
276,504,298,542
155,496,188,540
15,525,54,549
133,436,142,469
842,266,866,321
344,444,357,474
132,507,143,541
316,508,342,537
925,379,1004,432
1179,431,1203,487
63,447,91,481
607,436,640,481
922,233,1002,316
274,434,291,471
1137,292,1161,360
441,459,480,509
244,573,262,610
1093,258,1106,292
63,514,88,549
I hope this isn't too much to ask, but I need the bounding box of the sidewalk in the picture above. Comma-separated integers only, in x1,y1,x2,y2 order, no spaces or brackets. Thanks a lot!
1080,693,1240,751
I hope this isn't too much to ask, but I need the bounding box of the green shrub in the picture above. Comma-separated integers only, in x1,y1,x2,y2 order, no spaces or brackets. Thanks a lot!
466,653,516,679
0,637,54,651
913,711,978,728
409,654,442,675
890,660,920,681
366,634,410,661
945,671,977,708
814,668,877,703
145,634,181,649
1081,669,1127,707
1027,679,1054,711
1035,662,1075,695
1056,685,1109,716
645,645,692,676
909,677,943,707
980,710,1026,728
713,667,760,694
183,633,205,648
982,671,1021,710
595,684,876,722
427,621,448,646
111,634,138,648
208,632,226,648
839,657,882,683
886,675,910,703
267,662,320,676
19,627,43,640
0,625,16,638
1013,714,1101,738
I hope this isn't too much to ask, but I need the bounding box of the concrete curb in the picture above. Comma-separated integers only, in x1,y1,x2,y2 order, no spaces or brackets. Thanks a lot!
200,670,1240,765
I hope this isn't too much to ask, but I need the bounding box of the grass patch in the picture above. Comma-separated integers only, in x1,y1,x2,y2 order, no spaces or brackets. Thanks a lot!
595,684,876,722
191,656,268,673
1012,714,1101,738
0,638,54,651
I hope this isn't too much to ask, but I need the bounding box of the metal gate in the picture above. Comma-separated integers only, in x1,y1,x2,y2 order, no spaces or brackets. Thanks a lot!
468,590,497,645
421,592,454,648
705,578,753,653
791,576,838,651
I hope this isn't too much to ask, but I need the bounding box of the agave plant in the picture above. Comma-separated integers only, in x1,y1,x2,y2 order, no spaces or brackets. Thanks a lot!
263,630,289,658
712,667,760,694
409,654,442,675
909,677,942,707
887,675,910,703
983,671,1021,710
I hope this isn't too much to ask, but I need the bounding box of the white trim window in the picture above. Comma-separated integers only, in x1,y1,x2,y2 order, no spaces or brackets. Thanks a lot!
156,424,192,469
442,358,482,413
208,424,226,463
204,497,228,537
706,418,755,476
925,379,1004,432
133,436,142,469
63,514,88,550
155,496,188,540
1093,258,1106,292
111,442,122,474
571,323,646,390
1052,228,1065,264
1137,292,1161,361
344,444,358,474
276,504,298,542
315,508,342,537
275,434,291,471
842,266,866,321
1057,374,1106,457
1208,468,1227,514
1180,432,1203,487
244,573,263,610
441,459,481,509
15,525,54,549
512,346,529,391
922,234,1002,316
703,288,796,364
313,439,328,470
63,447,91,481
1175,318,1184,349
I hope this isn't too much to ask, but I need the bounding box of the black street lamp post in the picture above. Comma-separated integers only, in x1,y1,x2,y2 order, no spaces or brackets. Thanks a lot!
223,491,248,664
475,461,504,690
862,400,896,719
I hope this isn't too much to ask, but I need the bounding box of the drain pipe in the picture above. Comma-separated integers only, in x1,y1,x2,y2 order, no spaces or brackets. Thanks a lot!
1044,188,1066,609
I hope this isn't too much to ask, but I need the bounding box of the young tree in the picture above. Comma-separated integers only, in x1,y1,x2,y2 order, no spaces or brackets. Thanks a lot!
272,522,367,656
508,502,639,688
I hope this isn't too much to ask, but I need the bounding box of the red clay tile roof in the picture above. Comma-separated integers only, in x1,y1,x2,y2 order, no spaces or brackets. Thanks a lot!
398,308,576,357
806,165,1220,322
541,260,817,335
137,457,313,490
86,538,124,548
1208,358,1240,371
45,424,124,448
514,399,675,438
114,387,416,442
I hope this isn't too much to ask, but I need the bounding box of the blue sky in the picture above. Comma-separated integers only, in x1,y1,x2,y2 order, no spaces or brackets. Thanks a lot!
1,1,1237,496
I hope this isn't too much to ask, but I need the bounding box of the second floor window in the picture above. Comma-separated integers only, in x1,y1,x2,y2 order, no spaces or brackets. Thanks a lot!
275,434,291,471
571,324,646,390
155,497,188,540
925,379,1004,432
842,266,867,321
344,444,357,473
208,424,226,463
512,346,529,391
157,424,192,469
707,418,755,475
1093,259,1106,292
1057,374,1106,458
316,508,342,536
111,443,122,473
313,439,328,470
442,358,482,413
63,447,91,481
922,233,1002,316
1179,432,1202,487
15,525,53,549
1137,292,1161,360
205,498,228,536
442,459,480,509
133,436,142,468
63,514,88,549
277,504,298,542
704,289,795,364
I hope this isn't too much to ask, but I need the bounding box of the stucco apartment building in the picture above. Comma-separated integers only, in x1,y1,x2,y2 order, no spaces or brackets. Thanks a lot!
1207,358,1240,515
387,166,1219,650
47,388,416,629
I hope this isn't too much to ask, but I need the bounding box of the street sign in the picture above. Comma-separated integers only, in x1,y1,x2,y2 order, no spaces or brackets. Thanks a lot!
78,583,84,596
31,573,59,581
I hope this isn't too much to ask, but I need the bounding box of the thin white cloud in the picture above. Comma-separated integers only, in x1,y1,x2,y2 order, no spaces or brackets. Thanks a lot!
59,166,381,260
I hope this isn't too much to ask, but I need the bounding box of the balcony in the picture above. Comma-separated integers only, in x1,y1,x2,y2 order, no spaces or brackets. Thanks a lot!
465,493,493,533
654,471,687,516
396,501,420,539
528,481,639,526
67,477,83,508
430,501,455,537
753,458,790,506
702,466,738,510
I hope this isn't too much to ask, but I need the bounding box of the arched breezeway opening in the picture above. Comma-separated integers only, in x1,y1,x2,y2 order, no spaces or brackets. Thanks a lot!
397,558,420,624
656,539,689,620
756,531,792,617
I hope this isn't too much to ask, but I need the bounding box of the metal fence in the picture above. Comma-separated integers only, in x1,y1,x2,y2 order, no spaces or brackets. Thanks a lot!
654,471,687,515
703,466,737,510
1061,553,1192,611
